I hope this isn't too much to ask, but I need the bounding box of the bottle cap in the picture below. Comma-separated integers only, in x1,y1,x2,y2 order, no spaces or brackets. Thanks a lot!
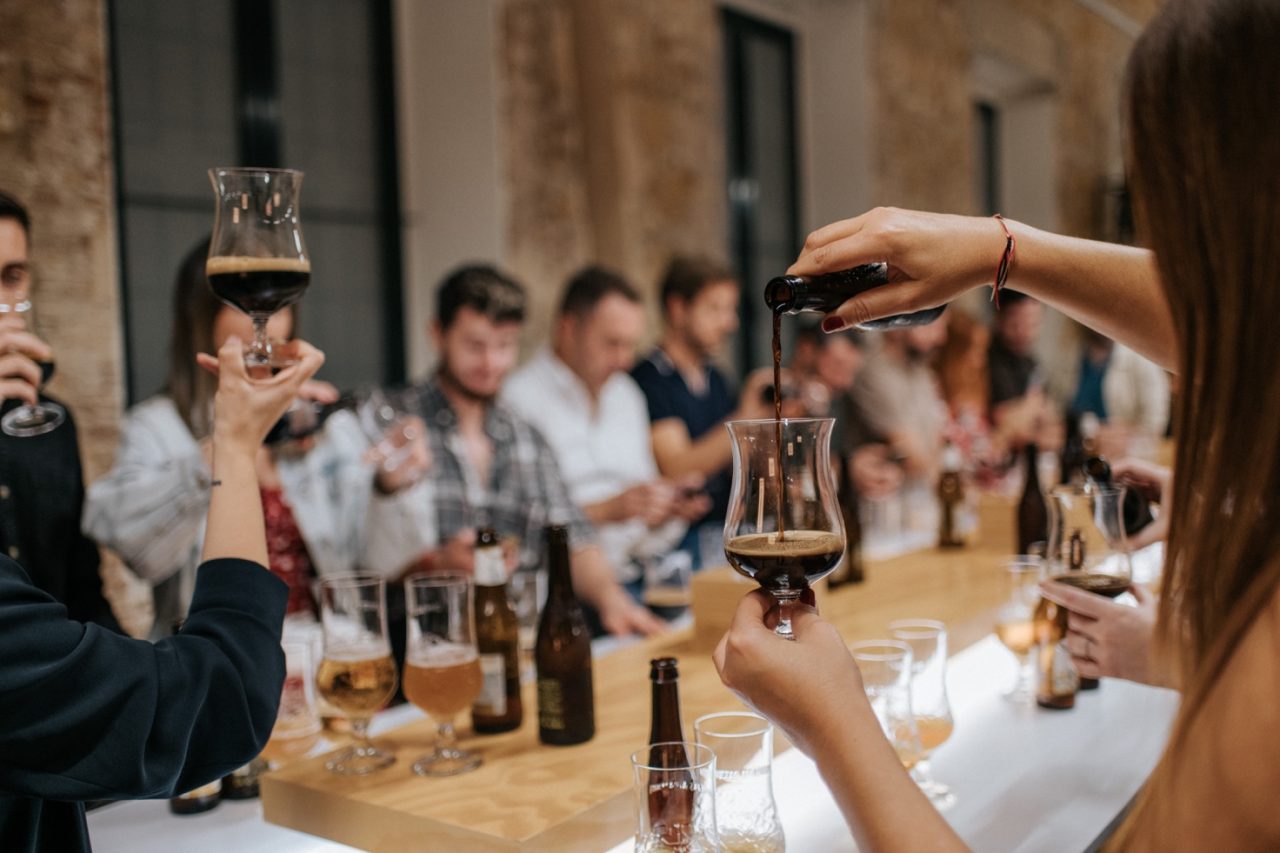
649,657,679,682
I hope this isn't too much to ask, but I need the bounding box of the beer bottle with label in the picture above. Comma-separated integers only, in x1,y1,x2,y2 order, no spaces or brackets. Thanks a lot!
764,263,946,329
472,527,523,733
937,442,965,549
1017,443,1049,554
535,525,595,745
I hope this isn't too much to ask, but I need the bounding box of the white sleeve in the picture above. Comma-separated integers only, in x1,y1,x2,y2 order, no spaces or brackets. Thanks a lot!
82,400,208,586
361,478,439,579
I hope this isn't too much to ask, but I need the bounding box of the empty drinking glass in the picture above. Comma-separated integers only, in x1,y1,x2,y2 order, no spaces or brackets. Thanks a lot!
851,640,922,773
694,711,784,852
631,741,721,853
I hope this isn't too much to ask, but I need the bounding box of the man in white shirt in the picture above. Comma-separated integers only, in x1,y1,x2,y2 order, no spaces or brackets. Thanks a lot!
502,266,709,594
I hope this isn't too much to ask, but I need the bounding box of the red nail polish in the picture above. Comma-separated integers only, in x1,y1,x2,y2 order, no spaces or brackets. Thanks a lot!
821,315,846,333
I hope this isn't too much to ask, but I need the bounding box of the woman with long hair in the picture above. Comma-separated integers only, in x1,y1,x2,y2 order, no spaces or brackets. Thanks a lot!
715,0,1280,848
85,240,430,637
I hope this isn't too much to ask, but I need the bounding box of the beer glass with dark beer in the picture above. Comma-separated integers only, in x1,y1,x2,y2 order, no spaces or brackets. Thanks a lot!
723,418,845,639
206,167,310,372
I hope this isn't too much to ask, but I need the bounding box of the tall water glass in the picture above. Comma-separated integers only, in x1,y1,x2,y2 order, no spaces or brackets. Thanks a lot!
694,711,785,852
889,619,956,810
631,742,721,853
316,576,398,775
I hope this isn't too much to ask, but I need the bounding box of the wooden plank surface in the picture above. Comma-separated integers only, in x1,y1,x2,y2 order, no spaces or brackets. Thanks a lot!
263,493,1022,851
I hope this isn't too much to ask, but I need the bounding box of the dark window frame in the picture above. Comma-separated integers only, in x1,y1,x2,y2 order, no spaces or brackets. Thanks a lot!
106,0,406,403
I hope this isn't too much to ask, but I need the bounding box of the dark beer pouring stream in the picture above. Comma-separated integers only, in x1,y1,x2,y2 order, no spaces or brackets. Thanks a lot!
772,310,786,540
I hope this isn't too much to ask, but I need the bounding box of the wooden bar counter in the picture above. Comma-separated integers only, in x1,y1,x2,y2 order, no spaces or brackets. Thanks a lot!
263,495,1021,851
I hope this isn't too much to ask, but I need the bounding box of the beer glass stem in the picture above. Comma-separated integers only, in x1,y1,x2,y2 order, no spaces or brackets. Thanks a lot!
436,720,458,754
773,591,800,640
248,315,271,370
351,715,373,752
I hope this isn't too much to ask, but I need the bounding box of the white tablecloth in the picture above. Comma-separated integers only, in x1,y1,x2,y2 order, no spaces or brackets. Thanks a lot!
88,636,1178,852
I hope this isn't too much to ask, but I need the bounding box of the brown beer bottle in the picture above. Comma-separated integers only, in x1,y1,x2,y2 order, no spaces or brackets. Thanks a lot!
1084,455,1155,536
1059,411,1086,486
472,528,523,734
647,658,693,847
1033,592,1078,710
937,442,965,549
829,455,865,587
1064,529,1101,691
764,263,946,329
1016,443,1049,554
535,525,595,745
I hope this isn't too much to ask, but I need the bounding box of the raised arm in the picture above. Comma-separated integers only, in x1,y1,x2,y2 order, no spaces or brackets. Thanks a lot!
792,208,1176,372
0,335,325,801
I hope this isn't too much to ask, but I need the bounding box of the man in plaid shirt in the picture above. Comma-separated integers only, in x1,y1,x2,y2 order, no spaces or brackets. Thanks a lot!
401,265,665,637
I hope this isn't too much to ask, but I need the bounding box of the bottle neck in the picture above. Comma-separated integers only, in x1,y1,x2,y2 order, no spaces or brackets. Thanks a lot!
1024,444,1041,488
545,533,575,604
648,679,684,744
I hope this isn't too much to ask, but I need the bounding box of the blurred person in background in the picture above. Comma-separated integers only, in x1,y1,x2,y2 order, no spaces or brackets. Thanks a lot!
631,255,791,566
791,324,901,501
986,289,1053,450
84,240,428,638
502,265,709,602
846,316,950,483
0,191,120,633
402,264,664,637
1048,324,1170,458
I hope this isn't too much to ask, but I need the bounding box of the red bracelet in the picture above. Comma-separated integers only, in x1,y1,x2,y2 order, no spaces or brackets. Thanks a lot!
991,214,1016,309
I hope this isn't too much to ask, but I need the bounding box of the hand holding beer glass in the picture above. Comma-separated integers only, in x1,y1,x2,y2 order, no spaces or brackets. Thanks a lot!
316,576,398,775
403,574,483,777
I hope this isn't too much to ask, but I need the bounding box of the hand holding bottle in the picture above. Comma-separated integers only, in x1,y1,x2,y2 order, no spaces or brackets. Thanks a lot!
1111,458,1171,548
788,208,1008,332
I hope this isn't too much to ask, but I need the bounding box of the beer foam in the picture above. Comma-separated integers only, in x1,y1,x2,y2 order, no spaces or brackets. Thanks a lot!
726,529,844,557
322,643,392,662
407,642,478,668
206,255,311,275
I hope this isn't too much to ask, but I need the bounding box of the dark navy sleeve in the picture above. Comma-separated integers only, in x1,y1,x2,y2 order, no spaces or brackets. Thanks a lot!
0,556,286,801
631,358,678,424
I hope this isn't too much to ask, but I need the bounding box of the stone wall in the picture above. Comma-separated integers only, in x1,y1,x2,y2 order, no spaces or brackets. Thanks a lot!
498,0,727,349
0,0,120,480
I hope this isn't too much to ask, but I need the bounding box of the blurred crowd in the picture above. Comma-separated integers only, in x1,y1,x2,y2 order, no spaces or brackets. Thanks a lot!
1,190,1170,643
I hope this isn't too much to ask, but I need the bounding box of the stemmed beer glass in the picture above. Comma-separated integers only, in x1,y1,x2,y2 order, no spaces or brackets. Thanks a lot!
723,418,845,639
0,265,65,437
403,574,483,776
207,167,310,372
316,576,398,775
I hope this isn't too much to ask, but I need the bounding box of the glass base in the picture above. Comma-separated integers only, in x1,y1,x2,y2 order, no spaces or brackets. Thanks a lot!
917,777,956,811
324,743,396,776
411,747,482,777
2,402,65,437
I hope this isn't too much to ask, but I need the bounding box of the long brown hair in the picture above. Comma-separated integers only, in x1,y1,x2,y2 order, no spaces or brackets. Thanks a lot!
1117,0,1280,841
934,308,990,419
166,239,221,439
164,240,300,439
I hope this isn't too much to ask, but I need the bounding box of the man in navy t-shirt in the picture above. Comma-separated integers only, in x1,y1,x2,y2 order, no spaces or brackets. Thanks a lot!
631,256,776,566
